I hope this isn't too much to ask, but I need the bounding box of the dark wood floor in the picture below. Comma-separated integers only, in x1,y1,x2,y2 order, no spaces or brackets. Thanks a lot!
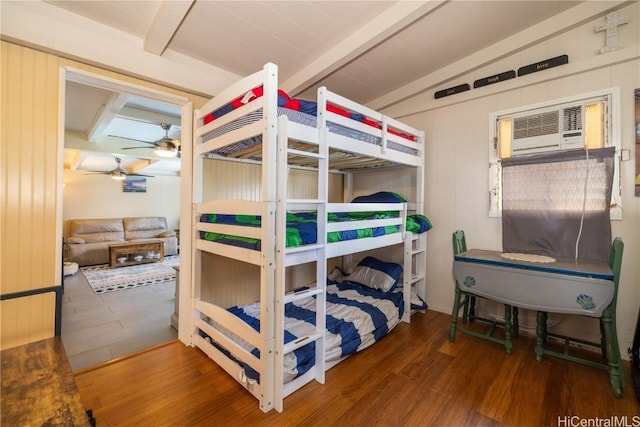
74,310,639,426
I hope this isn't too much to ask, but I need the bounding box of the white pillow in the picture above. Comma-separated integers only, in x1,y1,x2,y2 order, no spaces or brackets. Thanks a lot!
341,256,403,292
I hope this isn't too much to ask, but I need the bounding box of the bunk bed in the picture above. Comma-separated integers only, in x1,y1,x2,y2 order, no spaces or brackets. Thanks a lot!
192,63,428,413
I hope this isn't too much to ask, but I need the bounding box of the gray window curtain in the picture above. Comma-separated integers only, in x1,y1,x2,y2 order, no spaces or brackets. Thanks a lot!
501,147,615,262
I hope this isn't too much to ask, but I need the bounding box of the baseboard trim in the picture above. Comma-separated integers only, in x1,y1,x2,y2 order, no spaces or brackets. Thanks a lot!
73,339,180,376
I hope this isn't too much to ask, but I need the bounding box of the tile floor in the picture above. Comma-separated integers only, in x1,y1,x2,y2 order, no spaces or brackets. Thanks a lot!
61,268,178,372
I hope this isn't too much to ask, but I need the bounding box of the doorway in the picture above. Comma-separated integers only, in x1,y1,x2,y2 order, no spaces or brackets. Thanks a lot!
59,68,192,371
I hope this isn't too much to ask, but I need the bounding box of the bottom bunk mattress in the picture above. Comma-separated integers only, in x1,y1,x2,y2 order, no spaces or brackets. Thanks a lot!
199,280,414,384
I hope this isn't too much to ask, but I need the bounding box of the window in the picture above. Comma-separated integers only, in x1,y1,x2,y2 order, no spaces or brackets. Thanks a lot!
489,87,621,220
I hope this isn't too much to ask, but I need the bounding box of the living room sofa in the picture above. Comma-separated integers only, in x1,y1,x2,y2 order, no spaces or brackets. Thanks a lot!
66,217,178,266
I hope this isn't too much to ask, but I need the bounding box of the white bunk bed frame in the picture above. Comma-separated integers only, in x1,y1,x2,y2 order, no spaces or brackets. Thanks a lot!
191,63,426,413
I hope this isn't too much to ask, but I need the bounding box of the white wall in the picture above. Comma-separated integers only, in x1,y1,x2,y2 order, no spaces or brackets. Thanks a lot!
388,3,640,354
63,169,181,234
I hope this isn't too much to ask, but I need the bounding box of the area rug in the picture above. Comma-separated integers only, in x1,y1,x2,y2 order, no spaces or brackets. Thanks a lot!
81,255,180,294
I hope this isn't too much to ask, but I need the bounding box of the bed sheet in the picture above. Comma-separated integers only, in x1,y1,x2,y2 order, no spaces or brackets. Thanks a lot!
200,281,405,384
200,212,390,250
199,210,430,251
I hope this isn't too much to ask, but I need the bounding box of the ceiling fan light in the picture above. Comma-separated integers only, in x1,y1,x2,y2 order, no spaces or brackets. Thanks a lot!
154,143,178,158
110,160,127,180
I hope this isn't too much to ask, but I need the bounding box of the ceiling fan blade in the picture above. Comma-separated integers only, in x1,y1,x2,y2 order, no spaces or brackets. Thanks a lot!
128,173,155,178
122,146,152,150
107,135,156,145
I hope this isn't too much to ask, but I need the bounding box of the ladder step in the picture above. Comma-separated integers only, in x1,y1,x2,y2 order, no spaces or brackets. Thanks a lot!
286,199,324,205
411,248,425,255
284,285,323,303
283,331,323,354
286,243,324,254
287,148,325,159
410,274,424,284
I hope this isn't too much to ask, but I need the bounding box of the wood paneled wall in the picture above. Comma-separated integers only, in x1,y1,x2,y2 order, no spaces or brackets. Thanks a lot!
1,43,60,295
1,43,60,348
201,159,344,202
0,41,207,350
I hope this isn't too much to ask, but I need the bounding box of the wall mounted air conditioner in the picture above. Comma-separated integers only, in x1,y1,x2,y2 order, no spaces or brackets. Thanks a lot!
489,87,620,220
511,103,585,156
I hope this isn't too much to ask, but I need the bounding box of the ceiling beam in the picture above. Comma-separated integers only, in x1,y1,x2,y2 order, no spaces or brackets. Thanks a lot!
129,159,156,174
281,0,447,96
144,0,195,56
72,151,101,172
87,92,130,143
64,149,89,170
3,1,238,96
119,105,181,127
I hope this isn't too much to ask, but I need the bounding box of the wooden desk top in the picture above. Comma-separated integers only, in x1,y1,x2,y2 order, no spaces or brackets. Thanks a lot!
1,337,90,426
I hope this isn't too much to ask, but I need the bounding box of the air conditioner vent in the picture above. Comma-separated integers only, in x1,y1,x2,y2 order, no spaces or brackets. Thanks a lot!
513,111,559,140
563,105,583,132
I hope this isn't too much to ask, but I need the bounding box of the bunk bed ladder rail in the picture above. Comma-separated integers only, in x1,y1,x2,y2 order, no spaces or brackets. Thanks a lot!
403,126,427,323
190,62,279,414
274,114,328,412
403,231,427,323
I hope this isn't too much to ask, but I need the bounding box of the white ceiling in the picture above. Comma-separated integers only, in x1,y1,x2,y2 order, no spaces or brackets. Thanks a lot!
46,0,585,103
5,0,623,176
63,80,183,177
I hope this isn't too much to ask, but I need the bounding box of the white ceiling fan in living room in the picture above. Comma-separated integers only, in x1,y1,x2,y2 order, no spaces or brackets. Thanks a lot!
121,123,180,158
85,157,155,180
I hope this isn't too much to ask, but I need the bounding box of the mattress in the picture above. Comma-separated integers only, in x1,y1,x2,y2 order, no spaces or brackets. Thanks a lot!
199,280,408,384
202,107,418,158
199,211,431,250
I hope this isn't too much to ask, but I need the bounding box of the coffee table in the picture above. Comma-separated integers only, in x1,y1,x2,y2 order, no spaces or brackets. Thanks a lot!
109,239,164,268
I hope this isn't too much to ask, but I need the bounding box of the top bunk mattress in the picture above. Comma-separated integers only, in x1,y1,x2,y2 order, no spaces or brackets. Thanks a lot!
203,106,418,159
198,84,421,168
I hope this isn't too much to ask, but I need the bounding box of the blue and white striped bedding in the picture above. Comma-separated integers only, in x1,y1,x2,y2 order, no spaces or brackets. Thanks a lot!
201,280,406,384
202,107,417,158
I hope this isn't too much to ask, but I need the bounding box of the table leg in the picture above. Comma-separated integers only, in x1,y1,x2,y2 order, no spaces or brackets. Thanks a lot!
504,304,512,355
535,311,547,361
599,318,607,358
467,296,476,322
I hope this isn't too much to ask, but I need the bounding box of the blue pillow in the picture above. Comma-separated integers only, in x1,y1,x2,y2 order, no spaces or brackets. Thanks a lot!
297,99,318,115
343,256,403,292
351,191,406,203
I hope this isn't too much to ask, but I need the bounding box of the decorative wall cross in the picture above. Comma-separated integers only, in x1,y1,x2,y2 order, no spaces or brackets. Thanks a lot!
595,11,629,54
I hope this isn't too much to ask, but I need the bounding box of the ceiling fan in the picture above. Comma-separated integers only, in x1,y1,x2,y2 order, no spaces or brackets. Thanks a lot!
86,157,154,180
122,123,180,158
